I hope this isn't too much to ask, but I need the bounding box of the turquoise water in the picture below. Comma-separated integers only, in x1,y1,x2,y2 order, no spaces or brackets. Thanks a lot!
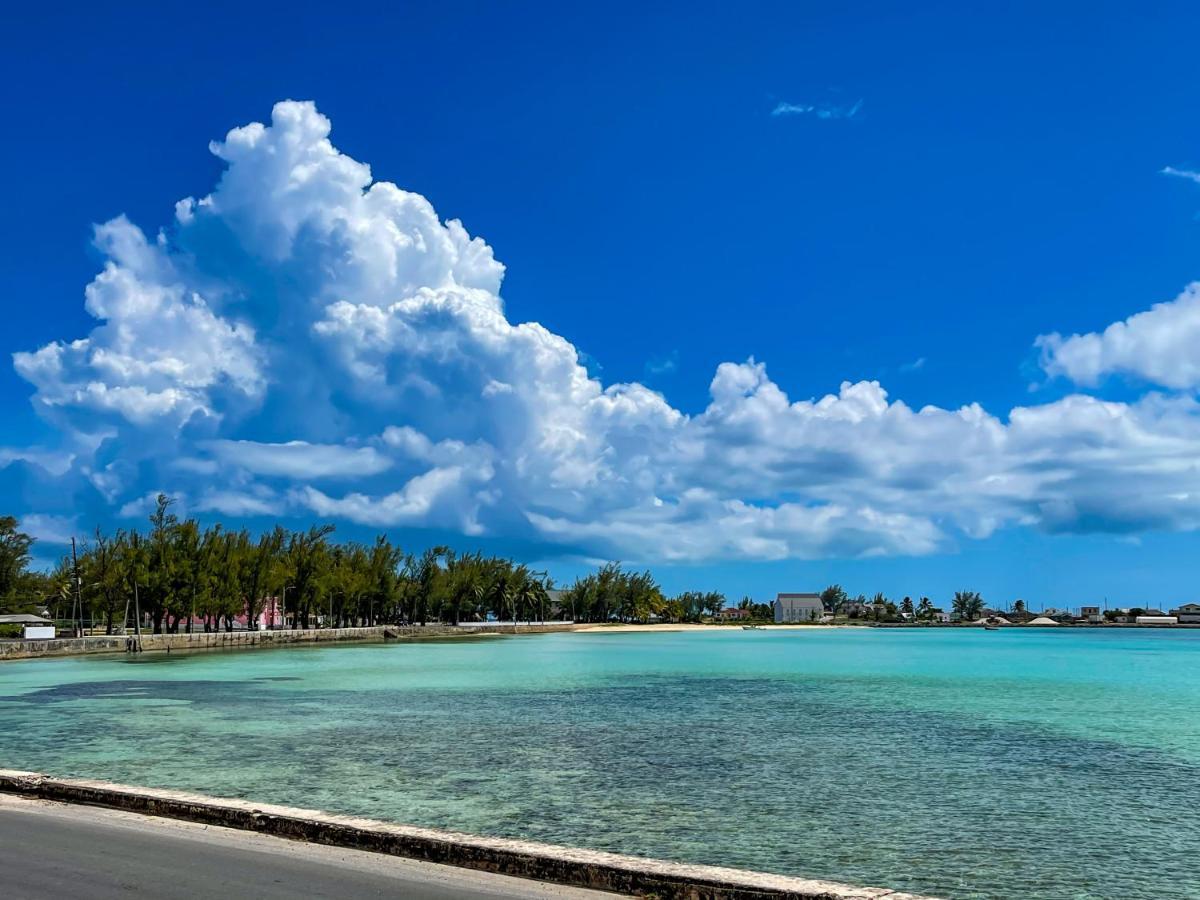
1,628,1198,899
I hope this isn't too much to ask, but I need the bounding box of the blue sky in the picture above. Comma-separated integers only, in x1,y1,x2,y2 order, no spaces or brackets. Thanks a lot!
4,2,1200,608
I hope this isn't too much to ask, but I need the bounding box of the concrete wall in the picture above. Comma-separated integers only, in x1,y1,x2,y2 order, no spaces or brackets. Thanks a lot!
0,770,934,900
0,622,581,661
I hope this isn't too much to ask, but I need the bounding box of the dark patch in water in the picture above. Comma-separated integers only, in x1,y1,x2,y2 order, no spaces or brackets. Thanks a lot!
9,680,255,705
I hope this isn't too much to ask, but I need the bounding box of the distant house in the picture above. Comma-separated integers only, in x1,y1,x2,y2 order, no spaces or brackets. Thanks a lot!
1169,603,1200,624
931,609,950,623
842,599,871,618
1079,606,1102,623
774,593,824,623
717,607,751,620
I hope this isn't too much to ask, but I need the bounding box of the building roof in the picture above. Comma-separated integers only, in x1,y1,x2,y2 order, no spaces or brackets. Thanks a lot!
0,614,52,625
775,593,823,606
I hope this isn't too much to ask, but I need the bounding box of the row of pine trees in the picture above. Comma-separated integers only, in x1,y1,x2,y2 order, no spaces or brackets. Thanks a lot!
36,495,731,634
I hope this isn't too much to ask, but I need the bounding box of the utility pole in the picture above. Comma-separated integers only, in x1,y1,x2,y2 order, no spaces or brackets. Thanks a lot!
70,537,84,638
133,581,143,650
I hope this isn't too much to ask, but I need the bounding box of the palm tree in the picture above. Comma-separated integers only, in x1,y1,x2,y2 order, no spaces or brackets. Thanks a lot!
820,584,848,621
915,597,934,621
515,572,546,624
952,590,985,622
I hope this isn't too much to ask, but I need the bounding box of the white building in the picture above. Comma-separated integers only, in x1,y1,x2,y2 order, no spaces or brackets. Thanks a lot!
774,593,824,623
1169,603,1200,624
0,614,56,639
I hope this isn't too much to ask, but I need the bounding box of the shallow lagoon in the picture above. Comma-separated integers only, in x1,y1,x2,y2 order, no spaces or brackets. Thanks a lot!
2,628,1198,899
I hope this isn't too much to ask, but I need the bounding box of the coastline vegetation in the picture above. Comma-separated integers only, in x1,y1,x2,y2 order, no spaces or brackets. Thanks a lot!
1,500,1103,639
0,496,726,635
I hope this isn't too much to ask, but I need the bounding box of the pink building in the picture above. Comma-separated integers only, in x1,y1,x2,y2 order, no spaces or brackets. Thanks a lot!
168,596,288,631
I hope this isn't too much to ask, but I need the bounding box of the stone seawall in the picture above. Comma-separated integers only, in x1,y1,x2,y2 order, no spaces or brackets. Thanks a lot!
0,622,581,661
0,770,934,900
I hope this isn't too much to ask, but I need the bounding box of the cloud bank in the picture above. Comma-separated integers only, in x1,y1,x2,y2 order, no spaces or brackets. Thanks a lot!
9,100,1200,561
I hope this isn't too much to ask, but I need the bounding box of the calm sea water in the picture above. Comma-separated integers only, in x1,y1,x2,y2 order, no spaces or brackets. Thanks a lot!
1,628,1198,899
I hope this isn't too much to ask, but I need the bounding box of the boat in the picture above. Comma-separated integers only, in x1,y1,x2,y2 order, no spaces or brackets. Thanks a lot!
742,624,764,630
984,624,999,631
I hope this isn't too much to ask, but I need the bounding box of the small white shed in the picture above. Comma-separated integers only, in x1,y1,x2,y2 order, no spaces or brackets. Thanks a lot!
0,614,56,639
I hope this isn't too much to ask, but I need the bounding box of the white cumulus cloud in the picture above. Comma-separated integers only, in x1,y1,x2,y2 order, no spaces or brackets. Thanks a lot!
1036,283,1200,390
10,100,1200,562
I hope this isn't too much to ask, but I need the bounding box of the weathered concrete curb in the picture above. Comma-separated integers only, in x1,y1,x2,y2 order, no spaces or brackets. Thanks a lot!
0,770,936,900
0,622,582,661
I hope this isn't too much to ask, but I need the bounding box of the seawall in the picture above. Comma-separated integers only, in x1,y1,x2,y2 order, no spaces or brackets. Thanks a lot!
0,770,935,900
0,622,581,661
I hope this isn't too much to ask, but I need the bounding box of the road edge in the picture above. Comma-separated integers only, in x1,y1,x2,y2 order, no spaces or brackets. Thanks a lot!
0,770,936,900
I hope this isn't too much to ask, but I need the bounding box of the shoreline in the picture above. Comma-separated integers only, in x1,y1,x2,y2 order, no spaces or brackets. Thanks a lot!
5,618,1196,662
0,622,581,662
572,623,834,632
0,769,936,900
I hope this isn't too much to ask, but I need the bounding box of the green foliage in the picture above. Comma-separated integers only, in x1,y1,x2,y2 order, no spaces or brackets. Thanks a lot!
737,595,774,619
9,500,993,635
0,515,35,602
820,584,848,618
952,590,985,621
562,563,669,623
17,498,574,633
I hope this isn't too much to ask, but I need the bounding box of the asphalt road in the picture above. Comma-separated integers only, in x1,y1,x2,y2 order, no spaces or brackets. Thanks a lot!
0,795,621,900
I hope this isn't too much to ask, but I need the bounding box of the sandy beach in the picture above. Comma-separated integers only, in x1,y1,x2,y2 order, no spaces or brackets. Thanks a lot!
571,623,830,633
